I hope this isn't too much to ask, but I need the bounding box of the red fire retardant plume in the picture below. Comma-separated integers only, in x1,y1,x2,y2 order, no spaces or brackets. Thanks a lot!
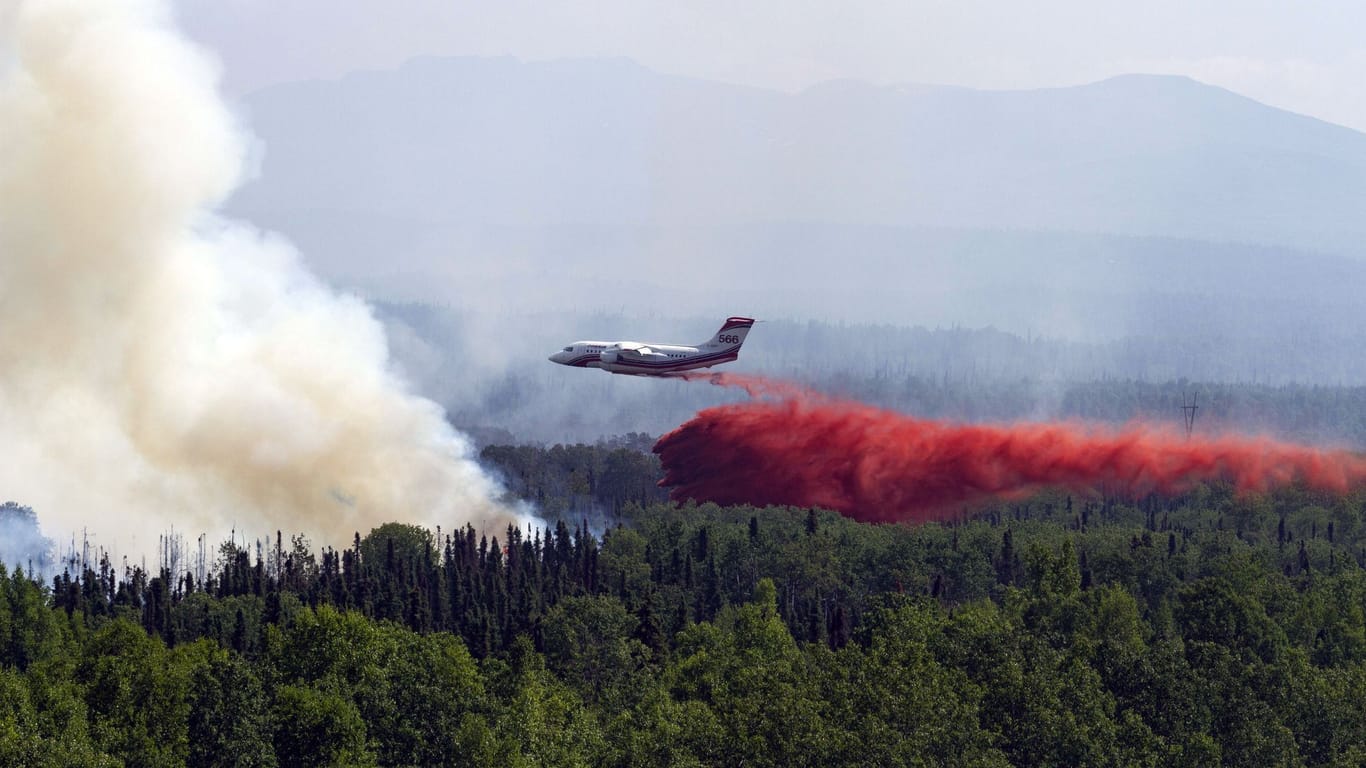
655,375,1366,523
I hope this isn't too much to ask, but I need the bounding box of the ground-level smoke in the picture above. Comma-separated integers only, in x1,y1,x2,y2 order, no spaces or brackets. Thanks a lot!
0,1,519,552
655,374,1366,522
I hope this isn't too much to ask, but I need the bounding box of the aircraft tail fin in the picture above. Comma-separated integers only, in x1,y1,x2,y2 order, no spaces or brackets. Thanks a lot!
702,317,756,352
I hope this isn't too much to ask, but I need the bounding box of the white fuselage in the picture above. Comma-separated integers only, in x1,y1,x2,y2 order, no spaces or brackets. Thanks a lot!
548,317,755,376
549,341,728,375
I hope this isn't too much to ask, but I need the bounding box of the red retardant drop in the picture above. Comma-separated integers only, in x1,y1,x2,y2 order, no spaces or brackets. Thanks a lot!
655,375,1366,523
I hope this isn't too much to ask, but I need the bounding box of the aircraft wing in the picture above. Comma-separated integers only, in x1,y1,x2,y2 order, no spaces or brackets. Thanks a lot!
621,346,671,362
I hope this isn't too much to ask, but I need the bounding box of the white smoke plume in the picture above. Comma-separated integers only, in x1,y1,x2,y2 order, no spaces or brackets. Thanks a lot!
0,0,521,554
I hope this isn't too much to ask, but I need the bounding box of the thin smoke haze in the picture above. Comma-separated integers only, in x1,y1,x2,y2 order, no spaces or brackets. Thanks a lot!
0,0,522,553
656,375,1366,521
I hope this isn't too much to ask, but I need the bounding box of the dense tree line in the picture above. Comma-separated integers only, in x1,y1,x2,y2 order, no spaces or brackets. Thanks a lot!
479,435,665,521
7,441,1366,764
409,299,1366,445
805,376,1366,449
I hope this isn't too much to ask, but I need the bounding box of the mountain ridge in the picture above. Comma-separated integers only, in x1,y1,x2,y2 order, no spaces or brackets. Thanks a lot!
229,55,1366,254
222,56,1366,357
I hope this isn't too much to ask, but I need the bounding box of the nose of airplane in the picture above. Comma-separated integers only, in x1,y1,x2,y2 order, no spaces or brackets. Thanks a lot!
549,350,569,364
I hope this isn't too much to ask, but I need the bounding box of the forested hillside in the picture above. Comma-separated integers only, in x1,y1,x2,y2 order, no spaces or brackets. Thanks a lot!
372,303,1366,446
6,440,1366,765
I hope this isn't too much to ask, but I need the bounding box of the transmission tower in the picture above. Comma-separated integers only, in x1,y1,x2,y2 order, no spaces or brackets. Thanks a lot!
1181,391,1199,440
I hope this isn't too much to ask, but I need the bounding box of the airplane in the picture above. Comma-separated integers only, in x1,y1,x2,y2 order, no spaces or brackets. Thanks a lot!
548,317,756,376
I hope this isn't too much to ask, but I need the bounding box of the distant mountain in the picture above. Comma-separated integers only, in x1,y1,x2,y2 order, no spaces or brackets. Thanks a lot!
230,58,1366,255
223,57,1366,392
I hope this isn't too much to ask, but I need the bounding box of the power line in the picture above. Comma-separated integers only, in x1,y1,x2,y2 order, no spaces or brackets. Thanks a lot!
1182,391,1199,440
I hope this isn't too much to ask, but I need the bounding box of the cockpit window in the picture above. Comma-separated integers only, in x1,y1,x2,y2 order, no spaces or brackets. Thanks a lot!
563,346,573,352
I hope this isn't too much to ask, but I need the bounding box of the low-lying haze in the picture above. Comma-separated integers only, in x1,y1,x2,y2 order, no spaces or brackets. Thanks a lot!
213,55,1366,444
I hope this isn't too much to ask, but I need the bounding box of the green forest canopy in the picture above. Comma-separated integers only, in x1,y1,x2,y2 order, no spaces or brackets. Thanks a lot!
5,437,1366,765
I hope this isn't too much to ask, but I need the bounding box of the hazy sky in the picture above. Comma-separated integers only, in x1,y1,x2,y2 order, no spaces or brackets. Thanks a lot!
176,0,1366,132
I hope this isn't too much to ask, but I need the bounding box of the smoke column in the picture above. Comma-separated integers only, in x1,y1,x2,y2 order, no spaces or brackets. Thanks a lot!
656,375,1366,522
0,1,520,552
